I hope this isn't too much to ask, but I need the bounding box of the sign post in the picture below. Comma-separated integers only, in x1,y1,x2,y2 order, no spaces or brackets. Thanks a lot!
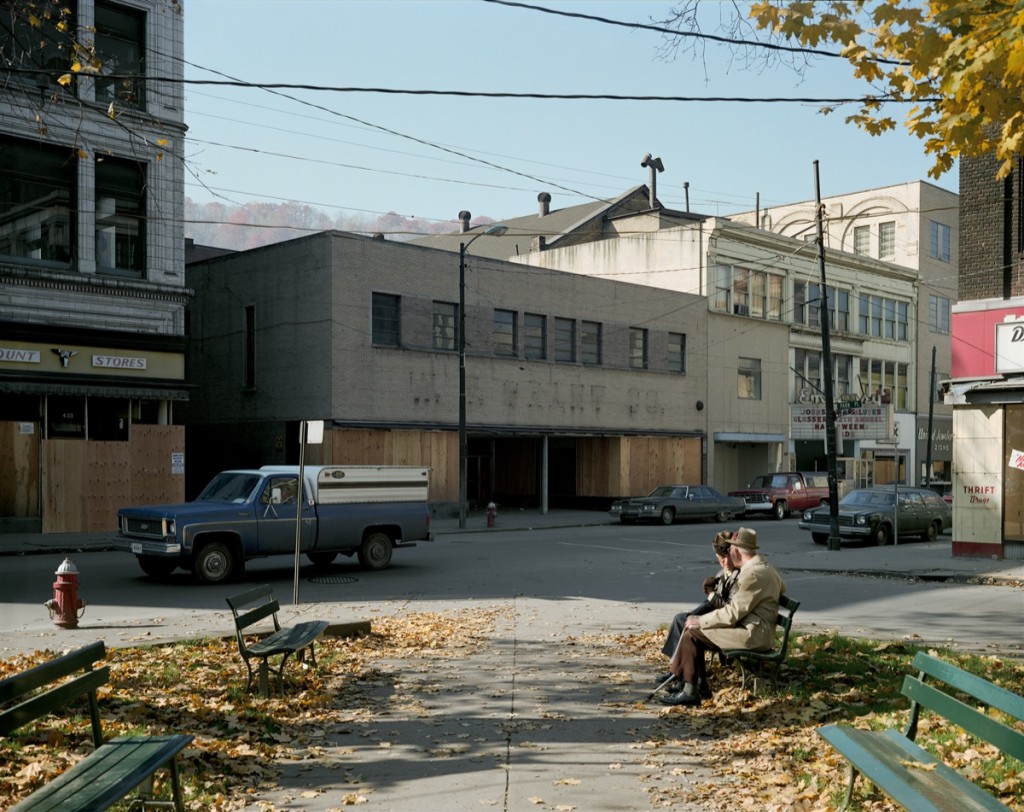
293,420,324,605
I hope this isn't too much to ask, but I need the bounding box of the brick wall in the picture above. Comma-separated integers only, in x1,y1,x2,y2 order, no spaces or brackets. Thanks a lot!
960,154,1024,301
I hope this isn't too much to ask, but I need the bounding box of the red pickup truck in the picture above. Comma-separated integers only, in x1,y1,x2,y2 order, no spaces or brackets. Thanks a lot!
729,472,830,519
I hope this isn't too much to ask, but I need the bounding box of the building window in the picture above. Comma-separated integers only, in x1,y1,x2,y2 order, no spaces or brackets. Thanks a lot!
581,320,602,365
494,309,517,357
712,263,732,312
0,137,75,267
794,349,853,401
712,263,782,320
732,268,749,315
95,155,145,277
0,4,74,89
853,225,870,256
95,1,146,110
433,301,457,351
929,220,951,262
858,358,909,410
878,221,896,259
858,293,908,341
554,317,575,362
668,332,687,373
372,293,400,346
929,295,950,334
795,282,850,331
524,313,546,360
629,327,648,369
243,305,255,389
738,357,761,399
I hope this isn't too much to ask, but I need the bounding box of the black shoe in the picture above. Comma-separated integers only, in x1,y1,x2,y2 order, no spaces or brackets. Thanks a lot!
659,683,701,707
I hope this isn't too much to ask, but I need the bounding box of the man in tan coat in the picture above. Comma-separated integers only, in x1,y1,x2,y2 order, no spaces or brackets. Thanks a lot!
662,527,786,706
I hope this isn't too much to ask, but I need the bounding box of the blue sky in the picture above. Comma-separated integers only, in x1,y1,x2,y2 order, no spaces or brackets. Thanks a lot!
182,0,957,232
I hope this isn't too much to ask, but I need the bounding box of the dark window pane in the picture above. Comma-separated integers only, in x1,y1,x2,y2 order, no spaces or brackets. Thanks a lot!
95,155,145,276
372,293,400,346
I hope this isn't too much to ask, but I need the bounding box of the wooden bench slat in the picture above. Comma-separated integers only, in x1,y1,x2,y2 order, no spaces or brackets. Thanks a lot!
0,642,105,705
247,621,329,658
9,735,193,812
818,725,1010,812
0,668,108,737
912,652,1024,723
903,676,1024,761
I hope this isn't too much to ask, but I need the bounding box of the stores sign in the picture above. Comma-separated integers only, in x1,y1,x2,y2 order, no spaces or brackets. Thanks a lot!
995,319,1024,373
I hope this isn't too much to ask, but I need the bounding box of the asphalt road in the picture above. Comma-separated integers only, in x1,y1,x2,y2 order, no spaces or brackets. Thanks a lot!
1,520,1021,657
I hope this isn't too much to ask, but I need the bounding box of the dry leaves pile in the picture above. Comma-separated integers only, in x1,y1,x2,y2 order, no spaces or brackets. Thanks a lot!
0,607,504,811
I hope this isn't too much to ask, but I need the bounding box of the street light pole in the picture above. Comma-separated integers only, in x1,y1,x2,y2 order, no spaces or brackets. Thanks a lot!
458,223,507,529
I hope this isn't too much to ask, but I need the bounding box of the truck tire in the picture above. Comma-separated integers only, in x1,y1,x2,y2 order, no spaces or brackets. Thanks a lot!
358,532,393,570
193,541,238,584
307,551,338,566
659,507,675,525
137,555,177,579
773,500,788,520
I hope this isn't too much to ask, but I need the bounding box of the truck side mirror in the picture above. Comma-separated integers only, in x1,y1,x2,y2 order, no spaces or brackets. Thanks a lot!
271,487,282,505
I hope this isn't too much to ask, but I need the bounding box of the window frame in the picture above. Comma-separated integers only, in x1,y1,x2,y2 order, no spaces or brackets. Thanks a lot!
524,313,546,360
738,356,762,400
493,309,517,357
929,220,951,262
95,154,146,278
554,317,575,363
668,332,687,373
94,1,147,110
629,327,648,369
878,220,896,259
929,294,951,335
432,301,458,351
371,292,401,347
580,320,602,365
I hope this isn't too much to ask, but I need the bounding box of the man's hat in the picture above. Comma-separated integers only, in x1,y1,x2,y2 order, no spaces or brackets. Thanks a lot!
731,527,759,551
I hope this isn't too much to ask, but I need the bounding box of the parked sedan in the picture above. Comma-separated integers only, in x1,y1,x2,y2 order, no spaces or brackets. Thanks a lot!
798,485,952,545
609,485,746,525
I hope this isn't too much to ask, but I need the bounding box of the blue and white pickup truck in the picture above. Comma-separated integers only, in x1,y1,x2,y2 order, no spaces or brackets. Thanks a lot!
115,465,432,583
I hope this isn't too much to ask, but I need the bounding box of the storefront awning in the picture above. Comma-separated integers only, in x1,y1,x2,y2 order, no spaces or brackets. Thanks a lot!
946,377,1024,404
0,379,190,400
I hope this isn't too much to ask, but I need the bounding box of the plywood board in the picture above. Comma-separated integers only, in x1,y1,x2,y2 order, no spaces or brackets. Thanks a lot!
0,421,39,517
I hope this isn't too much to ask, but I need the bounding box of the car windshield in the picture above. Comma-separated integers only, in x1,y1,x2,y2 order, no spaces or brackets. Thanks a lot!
649,486,681,498
197,473,263,503
841,490,895,507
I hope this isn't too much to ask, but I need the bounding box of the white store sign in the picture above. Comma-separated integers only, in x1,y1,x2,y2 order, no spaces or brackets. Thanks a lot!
995,319,1024,373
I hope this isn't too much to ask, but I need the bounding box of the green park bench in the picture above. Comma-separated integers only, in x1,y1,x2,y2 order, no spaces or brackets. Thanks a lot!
819,651,1024,810
719,593,800,690
0,640,192,812
226,584,329,697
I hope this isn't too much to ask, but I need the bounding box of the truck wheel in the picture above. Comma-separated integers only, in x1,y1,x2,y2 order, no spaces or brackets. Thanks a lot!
811,533,828,545
659,507,675,525
872,523,892,546
137,555,177,579
358,532,393,570
193,542,237,584
307,551,338,566
773,501,788,520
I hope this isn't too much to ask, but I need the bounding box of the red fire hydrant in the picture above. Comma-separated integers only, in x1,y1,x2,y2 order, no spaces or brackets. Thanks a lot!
45,558,86,629
486,501,497,528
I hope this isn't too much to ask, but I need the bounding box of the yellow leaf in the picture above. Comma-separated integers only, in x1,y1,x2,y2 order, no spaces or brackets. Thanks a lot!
899,759,937,771
57,74,72,87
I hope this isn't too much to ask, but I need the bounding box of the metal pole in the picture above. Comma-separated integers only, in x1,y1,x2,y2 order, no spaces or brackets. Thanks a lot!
458,242,468,529
293,420,306,605
926,345,936,484
814,161,842,551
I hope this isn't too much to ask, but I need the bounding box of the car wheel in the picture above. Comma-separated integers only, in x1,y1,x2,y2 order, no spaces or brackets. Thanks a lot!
358,532,393,570
137,555,177,579
716,510,730,522
773,501,788,520
193,542,238,584
811,533,828,545
307,551,338,566
921,521,939,542
659,507,675,525
872,523,892,546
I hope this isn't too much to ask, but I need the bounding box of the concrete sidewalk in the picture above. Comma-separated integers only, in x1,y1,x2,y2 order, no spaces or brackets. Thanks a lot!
3,507,1023,584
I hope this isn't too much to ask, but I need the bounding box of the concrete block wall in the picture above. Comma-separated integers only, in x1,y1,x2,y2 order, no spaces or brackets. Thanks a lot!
959,154,1024,301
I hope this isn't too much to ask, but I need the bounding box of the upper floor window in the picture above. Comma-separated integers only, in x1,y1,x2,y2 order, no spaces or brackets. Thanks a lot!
95,2,146,110
738,357,761,399
629,327,648,369
853,225,870,256
432,301,457,351
859,358,909,410
793,349,853,401
581,320,602,365
712,263,782,319
372,293,400,346
0,136,75,268
929,295,950,334
494,309,517,357
95,155,145,277
858,293,908,341
554,317,575,362
929,220,951,262
668,332,687,373
524,313,546,360
0,4,74,89
794,282,850,332
878,221,896,259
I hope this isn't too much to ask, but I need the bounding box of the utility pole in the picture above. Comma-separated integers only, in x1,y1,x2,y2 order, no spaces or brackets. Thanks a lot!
814,161,842,551
925,345,936,485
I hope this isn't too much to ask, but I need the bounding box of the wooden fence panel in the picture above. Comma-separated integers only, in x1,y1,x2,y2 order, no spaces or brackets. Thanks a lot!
0,421,39,517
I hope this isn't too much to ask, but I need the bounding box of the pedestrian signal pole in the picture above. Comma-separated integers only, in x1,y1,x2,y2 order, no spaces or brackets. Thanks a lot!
813,161,842,551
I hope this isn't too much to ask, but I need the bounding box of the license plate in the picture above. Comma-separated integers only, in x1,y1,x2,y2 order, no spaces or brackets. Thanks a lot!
131,543,143,555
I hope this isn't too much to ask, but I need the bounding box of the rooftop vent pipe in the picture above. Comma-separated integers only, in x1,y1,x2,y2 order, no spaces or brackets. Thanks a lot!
538,192,551,217
458,210,471,233
641,153,664,208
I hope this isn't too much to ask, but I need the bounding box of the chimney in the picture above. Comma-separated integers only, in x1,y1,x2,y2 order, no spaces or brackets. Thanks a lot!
538,192,551,217
531,235,547,251
458,210,471,233
640,153,665,208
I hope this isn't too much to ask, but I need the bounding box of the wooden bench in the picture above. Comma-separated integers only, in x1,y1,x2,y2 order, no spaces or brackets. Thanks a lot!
226,585,329,697
0,641,193,812
719,593,800,690
819,651,1024,811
